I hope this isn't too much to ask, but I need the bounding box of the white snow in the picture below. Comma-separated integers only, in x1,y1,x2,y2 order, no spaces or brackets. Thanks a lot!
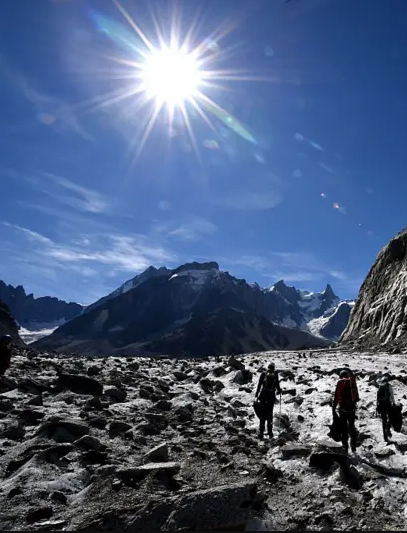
19,326,60,344
169,268,218,289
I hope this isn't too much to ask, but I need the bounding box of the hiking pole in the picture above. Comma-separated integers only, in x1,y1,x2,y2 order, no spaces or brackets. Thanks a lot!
279,392,282,433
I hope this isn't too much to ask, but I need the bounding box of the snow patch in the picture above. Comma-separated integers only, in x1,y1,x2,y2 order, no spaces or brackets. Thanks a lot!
19,326,60,344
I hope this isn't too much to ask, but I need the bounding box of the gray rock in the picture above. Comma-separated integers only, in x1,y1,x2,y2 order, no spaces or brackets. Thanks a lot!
57,373,103,396
2,421,25,440
104,386,127,402
258,463,283,482
18,378,48,394
109,420,132,437
27,394,43,406
51,491,68,504
0,398,13,412
281,444,312,459
228,356,245,371
36,418,90,442
173,371,189,381
162,481,257,531
233,369,253,385
309,440,348,470
26,506,53,523
156,399,173,411
144,442,169,463
174,406,193,423
0,376,18,392
74,435,103,451
87,365,101,376
118,461,181,482
18,408,45,424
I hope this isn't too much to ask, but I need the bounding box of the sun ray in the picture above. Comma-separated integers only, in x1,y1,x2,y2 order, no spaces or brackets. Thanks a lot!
113,0,155,54
134,100,164,160
189,97,219,137
76,86,146,114
179,100,202,165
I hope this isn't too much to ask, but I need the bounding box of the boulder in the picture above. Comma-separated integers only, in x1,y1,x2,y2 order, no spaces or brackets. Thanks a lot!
74,435,103,451
36,418,90,442
144,442,169,463
281,444,312,459
109,421,132,437
173,371,189,381
104,386,127,402
228,356,245,371
57,373,103,396
163,481,257,531
309,440,348,470
233,369,253,385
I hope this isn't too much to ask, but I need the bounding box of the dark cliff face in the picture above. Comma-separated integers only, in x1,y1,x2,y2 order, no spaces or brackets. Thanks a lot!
0,299,22,342
0,281,83,327
33,263,331,356
341,226,407,349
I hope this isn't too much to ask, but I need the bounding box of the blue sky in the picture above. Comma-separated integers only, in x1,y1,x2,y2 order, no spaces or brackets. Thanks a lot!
1,0,406,305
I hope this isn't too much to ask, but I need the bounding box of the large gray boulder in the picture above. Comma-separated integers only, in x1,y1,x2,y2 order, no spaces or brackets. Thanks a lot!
162,481,257,531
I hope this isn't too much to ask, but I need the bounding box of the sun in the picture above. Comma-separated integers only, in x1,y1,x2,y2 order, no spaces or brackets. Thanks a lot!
88,0,263,160
141,47,202,105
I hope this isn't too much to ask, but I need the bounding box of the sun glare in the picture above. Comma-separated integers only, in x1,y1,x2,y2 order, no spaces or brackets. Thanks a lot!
141,47,201,105
89,0,263,160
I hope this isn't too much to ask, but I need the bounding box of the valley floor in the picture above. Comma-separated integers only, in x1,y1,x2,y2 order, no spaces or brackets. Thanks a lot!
1,349,407,531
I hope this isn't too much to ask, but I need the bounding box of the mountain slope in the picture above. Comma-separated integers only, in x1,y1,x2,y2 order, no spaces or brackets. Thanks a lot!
0,298,22,343
341,226,407,350
0,280,83,330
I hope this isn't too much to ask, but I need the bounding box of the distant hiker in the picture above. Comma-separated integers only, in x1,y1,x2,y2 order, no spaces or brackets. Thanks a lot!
254,362,282,439
0,335,12,376
376,375,395,442
333,369,359,453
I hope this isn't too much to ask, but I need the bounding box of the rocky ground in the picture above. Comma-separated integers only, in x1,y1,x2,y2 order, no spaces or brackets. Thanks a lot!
1,348,407,531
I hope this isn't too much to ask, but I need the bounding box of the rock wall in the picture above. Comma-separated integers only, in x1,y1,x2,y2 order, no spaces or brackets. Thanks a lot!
341,226,407,350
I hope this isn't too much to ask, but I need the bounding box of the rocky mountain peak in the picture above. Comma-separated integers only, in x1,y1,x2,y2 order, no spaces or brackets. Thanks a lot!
0,281,83,330
322,284,337,301
174,261,220,274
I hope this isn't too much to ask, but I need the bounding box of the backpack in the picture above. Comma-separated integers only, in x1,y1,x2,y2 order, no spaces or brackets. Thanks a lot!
377,383,391,405
262,371,278,392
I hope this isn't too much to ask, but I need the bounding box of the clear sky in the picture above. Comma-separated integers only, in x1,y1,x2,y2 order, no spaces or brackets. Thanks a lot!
1,0,406,305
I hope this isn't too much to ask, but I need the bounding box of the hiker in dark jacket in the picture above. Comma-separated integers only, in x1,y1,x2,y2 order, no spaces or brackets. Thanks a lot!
376,375,395,442
333,369,359,453
255,362,282,439
0,335,12,376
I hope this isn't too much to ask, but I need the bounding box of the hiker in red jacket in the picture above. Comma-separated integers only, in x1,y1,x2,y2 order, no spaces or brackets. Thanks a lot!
0,335,12,376
333,369,359,453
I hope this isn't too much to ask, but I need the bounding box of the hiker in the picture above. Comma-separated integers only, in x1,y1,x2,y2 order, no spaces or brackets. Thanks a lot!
255,362,282,439
376,375,395,442
333,369,359,453
0,334,12,376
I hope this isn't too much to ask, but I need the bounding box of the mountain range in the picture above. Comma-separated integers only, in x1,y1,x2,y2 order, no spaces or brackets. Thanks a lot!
32,261,352,356
0,280,83,330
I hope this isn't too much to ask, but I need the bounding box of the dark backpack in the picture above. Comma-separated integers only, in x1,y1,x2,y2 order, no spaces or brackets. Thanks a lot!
377,383,391,405
263,372,278,392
